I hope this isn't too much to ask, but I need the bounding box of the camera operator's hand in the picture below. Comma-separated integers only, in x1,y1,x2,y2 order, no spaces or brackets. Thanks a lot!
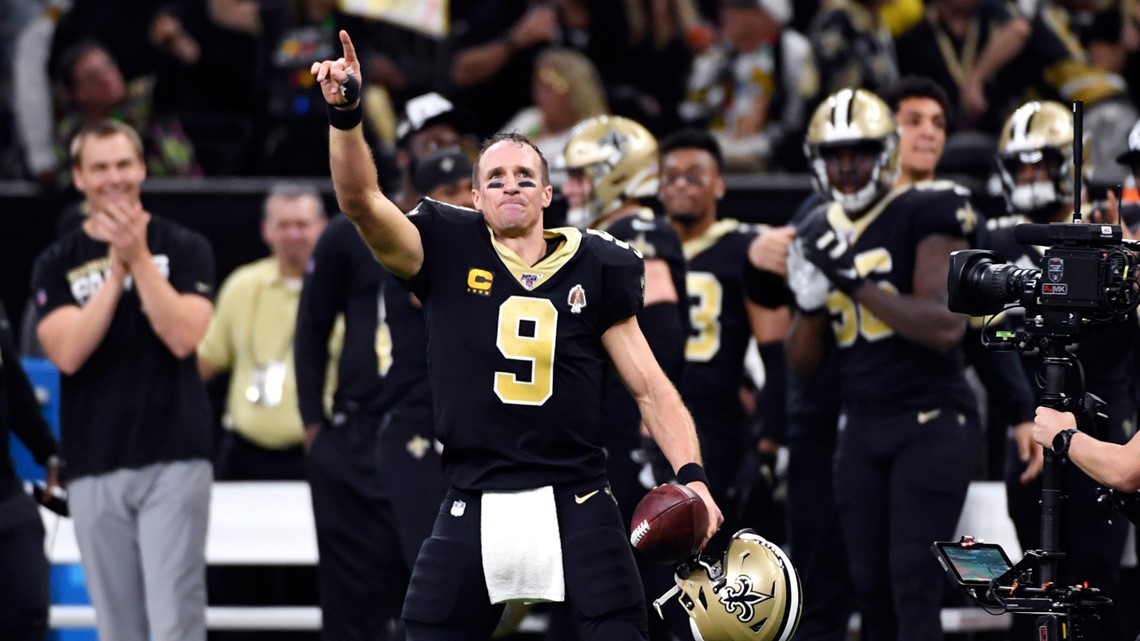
1013,421,1043,483
798,212,864,295
1032,406,1078,450
786,238,831,313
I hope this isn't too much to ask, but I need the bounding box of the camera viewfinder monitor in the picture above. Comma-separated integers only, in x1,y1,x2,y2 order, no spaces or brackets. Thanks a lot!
933,541,1013,586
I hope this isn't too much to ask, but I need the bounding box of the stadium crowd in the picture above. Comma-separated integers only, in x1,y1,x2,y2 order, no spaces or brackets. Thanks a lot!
3,0,1140,641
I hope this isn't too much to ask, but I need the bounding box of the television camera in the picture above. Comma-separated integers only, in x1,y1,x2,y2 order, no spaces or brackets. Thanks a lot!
938,101,1140,641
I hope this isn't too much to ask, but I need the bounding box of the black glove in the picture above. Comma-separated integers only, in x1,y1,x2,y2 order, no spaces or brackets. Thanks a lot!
798,211,863,295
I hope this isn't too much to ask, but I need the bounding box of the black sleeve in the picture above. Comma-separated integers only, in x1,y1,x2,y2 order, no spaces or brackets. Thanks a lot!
294,219,352,427
638,302,687,385
0,302,57,465
756,341,788,443
744,261,794,309
167,225,217,299
30,246,74,321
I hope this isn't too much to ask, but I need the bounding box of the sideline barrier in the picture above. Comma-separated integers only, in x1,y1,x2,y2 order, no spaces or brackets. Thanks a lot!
43,480,1067,633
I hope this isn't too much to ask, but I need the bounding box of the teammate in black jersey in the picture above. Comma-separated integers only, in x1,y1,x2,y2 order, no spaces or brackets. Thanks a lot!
989,100,1134,641
314,32,721,641
786,88,980,641
561,115,687,513
560,115,689,641
294,122,472,641
656,128,790,544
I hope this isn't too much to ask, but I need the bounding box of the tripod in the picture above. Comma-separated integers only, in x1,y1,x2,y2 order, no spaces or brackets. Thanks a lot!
1000,339,1113,641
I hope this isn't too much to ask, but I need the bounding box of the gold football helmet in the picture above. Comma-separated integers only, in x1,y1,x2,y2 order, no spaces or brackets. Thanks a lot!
997,100,1085,218
656,529,803,641
804,88,898,215
561,115,659,227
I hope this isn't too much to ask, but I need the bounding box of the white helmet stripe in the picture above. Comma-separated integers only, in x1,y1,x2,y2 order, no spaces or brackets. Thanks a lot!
833,89,854,132
1008,103,1040,149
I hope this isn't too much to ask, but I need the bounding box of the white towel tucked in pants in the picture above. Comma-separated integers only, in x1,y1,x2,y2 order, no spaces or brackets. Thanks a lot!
481,486,565,604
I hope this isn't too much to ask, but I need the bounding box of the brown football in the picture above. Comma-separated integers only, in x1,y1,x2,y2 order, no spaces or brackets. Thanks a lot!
629,484,709,564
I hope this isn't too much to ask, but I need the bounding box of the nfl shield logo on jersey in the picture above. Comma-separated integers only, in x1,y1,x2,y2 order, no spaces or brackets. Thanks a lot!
520,273,543,290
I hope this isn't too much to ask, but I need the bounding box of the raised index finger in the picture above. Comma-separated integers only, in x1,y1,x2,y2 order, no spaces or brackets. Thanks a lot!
340,30,358,70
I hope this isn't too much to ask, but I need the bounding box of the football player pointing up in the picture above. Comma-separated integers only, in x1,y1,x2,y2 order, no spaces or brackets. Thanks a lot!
312,31,721,641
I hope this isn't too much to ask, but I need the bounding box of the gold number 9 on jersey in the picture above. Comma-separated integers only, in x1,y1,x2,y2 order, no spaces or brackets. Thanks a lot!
495,296,558,405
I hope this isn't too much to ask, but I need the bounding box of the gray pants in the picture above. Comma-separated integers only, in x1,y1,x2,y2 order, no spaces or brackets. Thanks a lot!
69,460,212,641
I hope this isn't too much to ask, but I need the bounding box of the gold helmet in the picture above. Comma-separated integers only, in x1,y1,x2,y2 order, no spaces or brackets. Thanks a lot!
562,115,659,226
804,88,898,215
997,100,1085,217
659,529,803,641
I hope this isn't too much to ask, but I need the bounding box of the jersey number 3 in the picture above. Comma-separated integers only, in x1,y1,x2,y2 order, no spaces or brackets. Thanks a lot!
495,296,558,406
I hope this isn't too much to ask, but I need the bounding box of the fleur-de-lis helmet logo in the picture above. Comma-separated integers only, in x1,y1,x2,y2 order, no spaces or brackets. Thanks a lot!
718,574,773,622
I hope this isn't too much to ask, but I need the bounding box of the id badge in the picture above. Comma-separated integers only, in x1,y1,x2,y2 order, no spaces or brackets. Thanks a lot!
246,360,287,407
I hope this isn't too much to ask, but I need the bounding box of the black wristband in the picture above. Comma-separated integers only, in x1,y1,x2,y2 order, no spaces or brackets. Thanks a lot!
676,462,709,486
328,102,363,131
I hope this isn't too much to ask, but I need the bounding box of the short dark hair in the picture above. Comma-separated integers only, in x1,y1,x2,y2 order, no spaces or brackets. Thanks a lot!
472,132,550,186
884,75,950,119
70,119,144,167
263,182,325,221
658,128,724,171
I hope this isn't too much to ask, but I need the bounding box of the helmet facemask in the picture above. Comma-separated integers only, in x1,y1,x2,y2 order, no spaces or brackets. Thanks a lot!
997,100,1084,221
810,138,898,216
804,88,899,218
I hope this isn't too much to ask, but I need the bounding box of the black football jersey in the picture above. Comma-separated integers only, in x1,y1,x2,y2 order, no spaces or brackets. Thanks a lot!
803,181,980,411
595,207,687,443
598,207,688,340
377,269,432,423
404,199,645,491
680,219,765,431
295,216,387,424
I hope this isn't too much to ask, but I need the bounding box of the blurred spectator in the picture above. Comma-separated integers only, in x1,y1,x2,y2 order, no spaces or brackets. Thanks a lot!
197,182,326,641
198,183,327,481
448,0,628,136
895,0,1031,134
0,298,59,641
31,119,215,641
10,0,70,185
148,2,261,176
807,0,899,99
392,92,477,211
612,0,703,134
964,0,1137,185
52,41,202,186
681,0,816,171
413,148,475,207
14,2,225,184
500,47,609,163
208,0,380,176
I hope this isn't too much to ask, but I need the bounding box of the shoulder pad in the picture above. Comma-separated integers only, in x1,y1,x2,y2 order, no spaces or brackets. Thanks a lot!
585,227,646,263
